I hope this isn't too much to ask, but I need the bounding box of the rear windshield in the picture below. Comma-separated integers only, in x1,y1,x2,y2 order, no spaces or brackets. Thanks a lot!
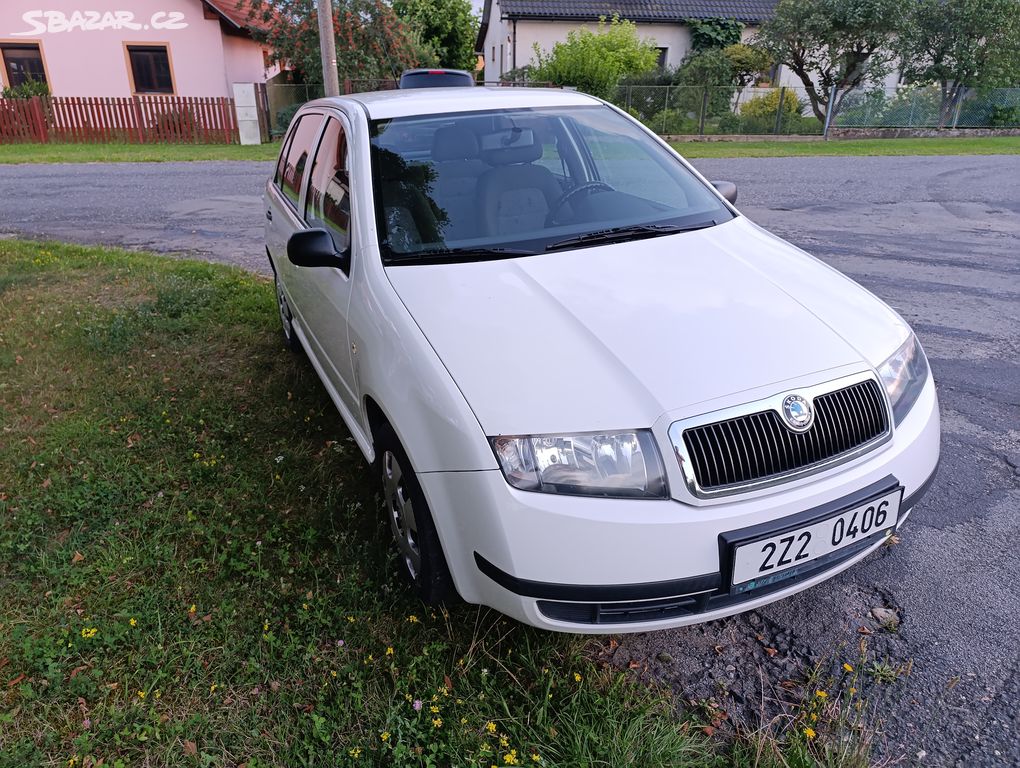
369,104,733,264
399,71,474,88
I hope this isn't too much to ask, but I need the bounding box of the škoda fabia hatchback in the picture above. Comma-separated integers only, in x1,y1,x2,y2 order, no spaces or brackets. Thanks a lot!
264,88,939,633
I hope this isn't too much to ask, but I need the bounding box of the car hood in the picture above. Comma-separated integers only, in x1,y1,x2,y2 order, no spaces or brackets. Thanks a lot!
385,216,910,436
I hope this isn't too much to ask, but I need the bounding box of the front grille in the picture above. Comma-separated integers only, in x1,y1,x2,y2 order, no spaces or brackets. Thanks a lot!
682,379,888,493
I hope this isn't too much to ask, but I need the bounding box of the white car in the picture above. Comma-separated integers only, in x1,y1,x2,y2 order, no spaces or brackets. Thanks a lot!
264,88,939,633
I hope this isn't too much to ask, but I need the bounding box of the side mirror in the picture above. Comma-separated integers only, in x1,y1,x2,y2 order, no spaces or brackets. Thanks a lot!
287,228,350,271
711,181,737,205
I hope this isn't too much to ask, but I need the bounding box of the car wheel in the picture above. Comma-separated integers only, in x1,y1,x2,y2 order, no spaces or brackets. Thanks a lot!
377,422,456,605
274,276,302,353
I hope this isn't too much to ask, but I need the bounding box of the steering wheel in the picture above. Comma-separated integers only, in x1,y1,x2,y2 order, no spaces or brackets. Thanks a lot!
546,181,616,226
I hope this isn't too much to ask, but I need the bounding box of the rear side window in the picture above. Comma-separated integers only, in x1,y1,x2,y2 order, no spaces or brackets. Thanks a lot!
275,114,323,208
305,118,351,253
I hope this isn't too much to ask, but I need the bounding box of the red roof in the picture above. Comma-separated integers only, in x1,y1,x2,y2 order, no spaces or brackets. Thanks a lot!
204,0,274,35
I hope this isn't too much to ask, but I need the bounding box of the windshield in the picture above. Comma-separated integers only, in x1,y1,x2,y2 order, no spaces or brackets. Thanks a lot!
369,104,733,264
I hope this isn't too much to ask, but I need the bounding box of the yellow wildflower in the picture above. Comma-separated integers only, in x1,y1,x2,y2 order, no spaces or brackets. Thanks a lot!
386,646,394,656
573,672,582,683
485,721,497,734
347,615,356,623
843,663,854,672
210,684,217,693
80,627,97,639
408,614,420,623
380,731,390,742
137,690,146,699
129,618,137,627
500,735,510,748
503,749,520,765
531,754,542,764
430,705,440,714
815,690,828,699
154,689,161,699
348,747,362,758
189,604,197,614
804,727,817,739
849,687,857,695
432,717,443,728
810,713,818,722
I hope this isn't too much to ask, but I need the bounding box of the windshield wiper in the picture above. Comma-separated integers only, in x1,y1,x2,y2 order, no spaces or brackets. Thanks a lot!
385,246,538,265
544,221,716,252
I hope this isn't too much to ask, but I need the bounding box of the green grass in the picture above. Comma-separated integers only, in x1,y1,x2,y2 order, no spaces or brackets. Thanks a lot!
0,241,725,767
671,135,1020,158
1,135,1017,165
0,241,883,767
0,142,279,164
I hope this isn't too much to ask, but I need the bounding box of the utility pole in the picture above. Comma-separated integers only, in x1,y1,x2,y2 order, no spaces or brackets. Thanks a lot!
317,0,341,97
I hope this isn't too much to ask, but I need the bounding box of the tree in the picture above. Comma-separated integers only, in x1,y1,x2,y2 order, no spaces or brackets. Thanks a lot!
899,0,1020,126
531,16,659,101
722,43,773,87
392,0,478,70
755,0,903,122
247,0,427,84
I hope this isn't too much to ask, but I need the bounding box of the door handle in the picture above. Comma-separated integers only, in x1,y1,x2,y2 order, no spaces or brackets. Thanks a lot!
266,210,273,221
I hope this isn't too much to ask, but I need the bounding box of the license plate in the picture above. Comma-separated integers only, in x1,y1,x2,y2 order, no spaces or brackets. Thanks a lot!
731,489,902,587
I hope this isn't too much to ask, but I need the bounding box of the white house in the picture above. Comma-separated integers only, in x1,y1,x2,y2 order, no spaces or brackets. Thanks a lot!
476,0,779,83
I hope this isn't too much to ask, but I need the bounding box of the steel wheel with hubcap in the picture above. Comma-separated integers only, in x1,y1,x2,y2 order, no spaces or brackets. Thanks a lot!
377,422,456,605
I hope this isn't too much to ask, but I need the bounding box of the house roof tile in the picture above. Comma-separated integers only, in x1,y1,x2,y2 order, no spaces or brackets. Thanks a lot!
204,0,274,35
498,0,777,23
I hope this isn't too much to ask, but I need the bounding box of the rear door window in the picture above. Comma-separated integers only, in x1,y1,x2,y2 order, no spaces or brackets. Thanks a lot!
277,113,324,209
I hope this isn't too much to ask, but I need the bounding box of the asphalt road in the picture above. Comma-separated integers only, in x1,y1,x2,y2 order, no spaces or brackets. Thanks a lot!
1,155,1018,766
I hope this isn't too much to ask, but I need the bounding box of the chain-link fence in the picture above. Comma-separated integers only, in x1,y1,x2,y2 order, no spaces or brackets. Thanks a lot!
611,84,1020,136
613,85,823,135
833,86,1020,129
266,81,1020,139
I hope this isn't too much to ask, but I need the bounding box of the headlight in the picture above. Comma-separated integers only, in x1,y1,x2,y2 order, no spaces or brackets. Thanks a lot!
490,430,668,499
877,333,929,425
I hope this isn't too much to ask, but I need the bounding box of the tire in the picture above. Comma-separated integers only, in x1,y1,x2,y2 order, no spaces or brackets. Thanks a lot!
274,275,302,353
376,422,456,605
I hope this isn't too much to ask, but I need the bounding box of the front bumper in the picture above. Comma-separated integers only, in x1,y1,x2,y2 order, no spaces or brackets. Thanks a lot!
419,376,940,633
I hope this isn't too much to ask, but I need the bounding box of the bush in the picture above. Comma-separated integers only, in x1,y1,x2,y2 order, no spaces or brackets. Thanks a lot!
739,89,804,120
988,103,1020,127
2,77,50,99
644,108,700,134
532,15,659,101
275,102,303,135
671,49,738,118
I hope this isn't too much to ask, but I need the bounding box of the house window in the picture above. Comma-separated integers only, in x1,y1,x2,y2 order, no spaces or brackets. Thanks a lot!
655,48,668,69
1,43,47,88
127,45,174,94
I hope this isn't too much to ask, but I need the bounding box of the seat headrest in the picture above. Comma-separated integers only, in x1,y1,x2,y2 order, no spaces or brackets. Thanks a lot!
431,126,479,161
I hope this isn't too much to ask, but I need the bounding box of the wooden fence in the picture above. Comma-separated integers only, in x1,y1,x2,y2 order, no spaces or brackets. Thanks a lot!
0,95,239,145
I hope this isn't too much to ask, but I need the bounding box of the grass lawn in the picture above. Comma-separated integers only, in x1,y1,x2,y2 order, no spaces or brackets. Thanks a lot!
672,135,1020,158
0,142,279,165
0,136,1017,165
0,241,874,767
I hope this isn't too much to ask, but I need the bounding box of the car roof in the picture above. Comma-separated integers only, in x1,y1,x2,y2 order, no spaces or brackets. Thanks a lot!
307,87,602,121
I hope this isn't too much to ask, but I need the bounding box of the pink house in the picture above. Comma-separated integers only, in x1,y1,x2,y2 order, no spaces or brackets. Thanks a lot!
0,0,279,97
